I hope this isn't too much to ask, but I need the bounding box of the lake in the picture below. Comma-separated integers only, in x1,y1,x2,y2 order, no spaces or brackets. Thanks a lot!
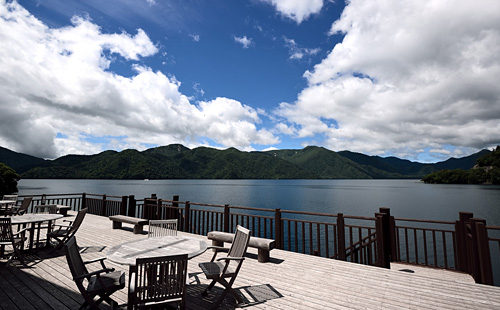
17,179,500,225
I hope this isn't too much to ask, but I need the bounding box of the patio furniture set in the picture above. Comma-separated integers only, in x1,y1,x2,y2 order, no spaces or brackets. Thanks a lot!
1,194,84,265
65,218,252,309
2,196,255,309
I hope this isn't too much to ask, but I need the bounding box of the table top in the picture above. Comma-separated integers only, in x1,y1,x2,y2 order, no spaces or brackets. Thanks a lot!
0,200,16,205
107,235,208,266
9,213,63,224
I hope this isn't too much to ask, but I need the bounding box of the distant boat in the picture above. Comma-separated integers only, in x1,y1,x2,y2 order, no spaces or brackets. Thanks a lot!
144,179,149,181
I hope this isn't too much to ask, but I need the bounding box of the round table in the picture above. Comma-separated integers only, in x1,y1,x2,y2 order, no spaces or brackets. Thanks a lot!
10,214,63,251
107,236,208,266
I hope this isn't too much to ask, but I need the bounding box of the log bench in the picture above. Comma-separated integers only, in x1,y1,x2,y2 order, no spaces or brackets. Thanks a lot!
108,215,148,234
207,231,275,263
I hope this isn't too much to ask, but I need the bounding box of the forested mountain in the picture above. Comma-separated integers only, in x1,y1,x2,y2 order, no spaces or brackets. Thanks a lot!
0,144,490,180
0,146,46,171
422,146,500,184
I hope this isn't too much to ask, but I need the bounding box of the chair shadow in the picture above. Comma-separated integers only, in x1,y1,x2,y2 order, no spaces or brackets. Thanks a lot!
187,273,283,309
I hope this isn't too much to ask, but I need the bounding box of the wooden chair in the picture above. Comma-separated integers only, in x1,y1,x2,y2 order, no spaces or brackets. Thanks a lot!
148,219,178,237
8,197,32,216
48,208,87,250
198,225,251,309
1,195,18,215
0,217,28,265
128,254,188,310
64,236,125,309
2,194,18,205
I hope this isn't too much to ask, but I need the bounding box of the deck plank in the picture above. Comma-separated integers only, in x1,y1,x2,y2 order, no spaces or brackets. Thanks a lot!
1,211,500,309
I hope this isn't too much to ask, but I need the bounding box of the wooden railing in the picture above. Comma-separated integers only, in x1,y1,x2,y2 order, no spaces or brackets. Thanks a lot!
16,192,499,285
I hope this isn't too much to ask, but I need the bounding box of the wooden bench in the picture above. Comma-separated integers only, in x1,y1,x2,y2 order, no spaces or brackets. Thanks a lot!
55,205,72,216
108,215,148,234
207,231,275,263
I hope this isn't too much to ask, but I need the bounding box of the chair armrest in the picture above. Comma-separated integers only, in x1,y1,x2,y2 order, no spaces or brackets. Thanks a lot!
13,227,30,236
207,245,230,262
207,245,229,251
216,256,245,262
84,257,112,270
73,268,115,280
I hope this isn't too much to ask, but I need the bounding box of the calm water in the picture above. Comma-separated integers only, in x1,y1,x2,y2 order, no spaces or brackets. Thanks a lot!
17,179,500,225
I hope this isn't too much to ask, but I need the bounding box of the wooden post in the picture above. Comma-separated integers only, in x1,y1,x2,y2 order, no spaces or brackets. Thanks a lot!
120,196,127,215
41,194,47,205
171,195,179,219
379,208,393,263
455,212,473,273
101,195,107,216
81,193,87,211
375,213,389,268
156,198,162,220
275,208,282,250
184,201,190,233
128,195,136,218
223,204,230,233
337,213,346,261
470,218,493,285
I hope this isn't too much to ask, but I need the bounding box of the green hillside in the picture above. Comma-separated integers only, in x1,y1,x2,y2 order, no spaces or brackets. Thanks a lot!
422,146,500,184
0,144,490,180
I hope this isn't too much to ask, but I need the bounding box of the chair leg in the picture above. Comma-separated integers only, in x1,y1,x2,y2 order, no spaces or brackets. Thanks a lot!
202,279,217,296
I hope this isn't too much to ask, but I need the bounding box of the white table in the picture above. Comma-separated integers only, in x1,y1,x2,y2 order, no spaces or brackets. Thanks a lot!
107,236,208,266
10,214,63,251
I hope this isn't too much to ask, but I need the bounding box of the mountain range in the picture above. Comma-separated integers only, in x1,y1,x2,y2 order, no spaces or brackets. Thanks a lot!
0,145,490,180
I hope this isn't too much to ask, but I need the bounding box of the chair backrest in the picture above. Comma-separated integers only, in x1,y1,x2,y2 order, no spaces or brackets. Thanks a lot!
228,225,251,258
16,197,33,214
148,219,177,238
68,208,87,235
130,254,188,307
0,218,14,243
35,204,57,214
3,195,18,202
64,236,89,284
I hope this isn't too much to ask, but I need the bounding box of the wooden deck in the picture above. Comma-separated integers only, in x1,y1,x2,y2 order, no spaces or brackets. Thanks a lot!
2,212,500,309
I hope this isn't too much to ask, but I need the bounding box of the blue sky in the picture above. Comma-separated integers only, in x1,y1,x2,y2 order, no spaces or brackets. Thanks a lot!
1,0,499,163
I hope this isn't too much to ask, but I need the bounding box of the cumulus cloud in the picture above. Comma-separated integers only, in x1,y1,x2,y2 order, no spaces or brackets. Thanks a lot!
0,1,277,158
259,0,324,24
275,0,500,161
233,35,253,48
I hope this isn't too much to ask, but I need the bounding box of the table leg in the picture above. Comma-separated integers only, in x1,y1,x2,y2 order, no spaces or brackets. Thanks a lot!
46,220,54,247
28,223,36,251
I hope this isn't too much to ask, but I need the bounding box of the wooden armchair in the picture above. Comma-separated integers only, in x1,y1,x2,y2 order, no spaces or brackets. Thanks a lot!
128,254,188,310
64,236,125,309
198,225,251,309
48,208,87,250
0,217,28,265
148,219,178,237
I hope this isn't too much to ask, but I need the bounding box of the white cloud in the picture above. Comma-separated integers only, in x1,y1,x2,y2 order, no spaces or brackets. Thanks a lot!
0,1,277,158
275,0,500,161
233,35,253,48
190,33,200,42
283,36,320,60
259,0,324,24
